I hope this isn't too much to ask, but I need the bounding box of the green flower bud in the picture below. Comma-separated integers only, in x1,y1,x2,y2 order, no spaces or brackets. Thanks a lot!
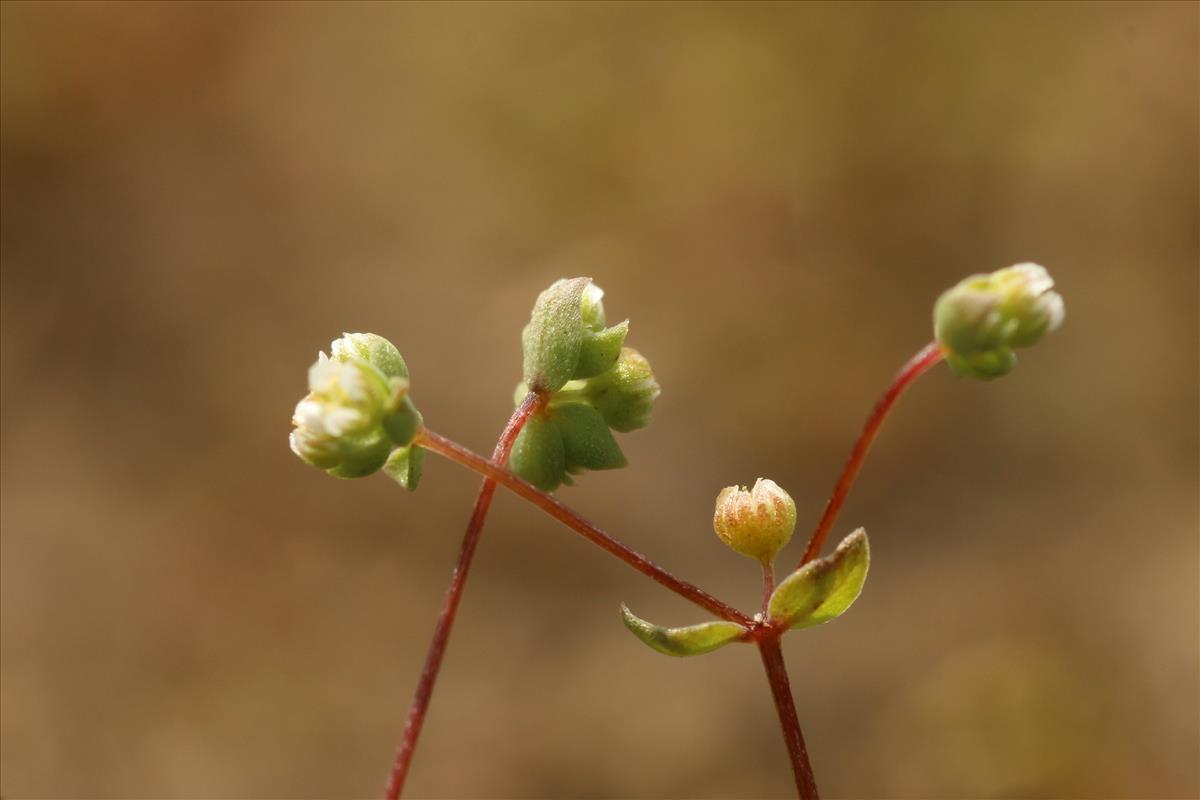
521,277,634,391
934,263,1064,380
579,348,660,433
713,478,797,565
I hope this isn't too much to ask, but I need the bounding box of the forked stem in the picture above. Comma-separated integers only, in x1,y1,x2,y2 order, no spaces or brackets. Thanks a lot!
758,636,819,800
798,342,944,566
384,392,546,799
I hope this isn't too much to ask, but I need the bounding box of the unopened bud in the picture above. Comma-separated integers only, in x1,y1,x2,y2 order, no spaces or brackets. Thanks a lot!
713,478,797,565
581,348,660,432
934,262,1064,380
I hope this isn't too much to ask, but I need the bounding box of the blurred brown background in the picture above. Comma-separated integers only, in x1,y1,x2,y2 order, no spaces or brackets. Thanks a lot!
2,2,1197,798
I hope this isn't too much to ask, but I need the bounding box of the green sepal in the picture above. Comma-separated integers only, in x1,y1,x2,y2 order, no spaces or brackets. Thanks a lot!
768,528,870,631
553,402,627,472
944,348,1016,380
382,392,423,446
620,604,747,657
325,432,393,479
572,320,629,380
383,444,425,491
331,332,409,380
509,412,567,492
521,277,590,393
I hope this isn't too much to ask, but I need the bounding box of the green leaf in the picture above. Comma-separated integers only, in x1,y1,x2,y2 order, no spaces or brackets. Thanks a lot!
768,528,870,630
383,445,425,491
521,277,591,393
573,320,629,380
620,604,747,657
509,413,566,492
553,402,627,472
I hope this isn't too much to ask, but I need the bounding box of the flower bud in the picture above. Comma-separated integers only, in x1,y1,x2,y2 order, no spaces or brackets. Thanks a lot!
521,277,633,391
713,478,797,565
580,348,660,432
934,263,1064,380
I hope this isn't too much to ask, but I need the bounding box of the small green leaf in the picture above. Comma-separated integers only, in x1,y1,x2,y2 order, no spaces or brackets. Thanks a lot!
768,528,870,631
383,445,425,491
554,402,627,472
620,604,747,657
521,277,591,393
509,413,566,492
573,320,629,380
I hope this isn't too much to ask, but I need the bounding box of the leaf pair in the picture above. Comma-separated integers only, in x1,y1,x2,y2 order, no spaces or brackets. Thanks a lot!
621,529,870,657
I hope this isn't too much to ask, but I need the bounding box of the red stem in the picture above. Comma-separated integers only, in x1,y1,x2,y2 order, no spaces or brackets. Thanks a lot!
758,637,819,800
384,392,546,800
416,428,755,628
798,342,944,567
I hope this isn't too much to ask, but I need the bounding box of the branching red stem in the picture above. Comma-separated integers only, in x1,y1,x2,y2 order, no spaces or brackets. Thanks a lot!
758,637,819,800
798,342,944,567
384,392,546,800
416,428,755,628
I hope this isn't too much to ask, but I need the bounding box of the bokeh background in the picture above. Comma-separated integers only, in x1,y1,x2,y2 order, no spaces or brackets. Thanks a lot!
2,2,1197,798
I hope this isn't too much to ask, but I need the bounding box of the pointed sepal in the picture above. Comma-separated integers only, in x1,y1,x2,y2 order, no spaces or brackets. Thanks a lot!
619,604,747,657
383,445,425,491
768,528,870,631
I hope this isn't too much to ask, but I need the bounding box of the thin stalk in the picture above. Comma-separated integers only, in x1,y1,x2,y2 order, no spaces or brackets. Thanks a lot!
798,342,944,567
758,637,819,800
760,562,775,617
384,392,546,800
416,428,755,627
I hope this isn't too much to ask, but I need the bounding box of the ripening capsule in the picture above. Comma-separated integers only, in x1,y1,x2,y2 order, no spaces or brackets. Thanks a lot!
712,478,797,565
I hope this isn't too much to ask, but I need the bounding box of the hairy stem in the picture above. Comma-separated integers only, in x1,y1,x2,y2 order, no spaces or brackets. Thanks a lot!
798,342,944,567
384,392,546,800
416,428,755,627
758,637,819,800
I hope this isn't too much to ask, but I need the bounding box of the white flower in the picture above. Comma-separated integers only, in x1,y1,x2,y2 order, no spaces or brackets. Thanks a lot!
289,351,390,470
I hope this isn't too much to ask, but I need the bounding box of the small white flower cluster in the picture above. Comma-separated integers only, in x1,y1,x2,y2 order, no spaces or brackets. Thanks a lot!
289,333,418,479
289,353,390,468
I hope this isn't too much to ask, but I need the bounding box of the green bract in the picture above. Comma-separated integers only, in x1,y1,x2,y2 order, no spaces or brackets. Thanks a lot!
383,444,425,491
620,604,747,657
768,528,870,631
934,263,1065,380
290,333,425,481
